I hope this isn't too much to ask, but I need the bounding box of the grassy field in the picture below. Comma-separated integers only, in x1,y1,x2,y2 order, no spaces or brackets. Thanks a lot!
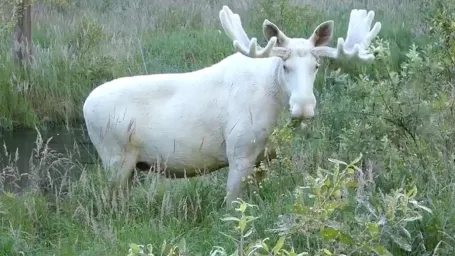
1,0,455,255
0,0,429,130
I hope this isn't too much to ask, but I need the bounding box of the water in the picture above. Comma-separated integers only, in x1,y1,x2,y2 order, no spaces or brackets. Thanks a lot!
0,126,98,193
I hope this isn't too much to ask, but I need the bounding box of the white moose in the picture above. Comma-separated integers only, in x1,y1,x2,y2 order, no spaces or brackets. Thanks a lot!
82,5,382,205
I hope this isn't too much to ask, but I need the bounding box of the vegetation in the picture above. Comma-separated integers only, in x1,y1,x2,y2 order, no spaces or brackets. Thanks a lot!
0,0,431,130
1,0,455,255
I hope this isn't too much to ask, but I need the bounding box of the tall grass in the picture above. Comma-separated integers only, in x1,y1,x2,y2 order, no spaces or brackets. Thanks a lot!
1,0,455,255
0,0,430,130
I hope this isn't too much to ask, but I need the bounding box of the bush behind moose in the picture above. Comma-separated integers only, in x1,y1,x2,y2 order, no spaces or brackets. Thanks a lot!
1,0,455,255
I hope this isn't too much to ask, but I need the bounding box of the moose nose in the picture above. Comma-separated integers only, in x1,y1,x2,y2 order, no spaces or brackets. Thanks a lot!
301,105,315,119
290,103,315,120
302,97,317,119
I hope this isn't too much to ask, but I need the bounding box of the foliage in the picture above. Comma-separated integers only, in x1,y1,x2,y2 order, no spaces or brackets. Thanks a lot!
127,153,433,256
252,0,324,36
428,0,455,66
0,0,435,130
273,154,433,256
127,240,186,256
0,0,19,34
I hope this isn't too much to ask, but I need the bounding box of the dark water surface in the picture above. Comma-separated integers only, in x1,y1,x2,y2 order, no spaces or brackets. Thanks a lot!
0,126,98,193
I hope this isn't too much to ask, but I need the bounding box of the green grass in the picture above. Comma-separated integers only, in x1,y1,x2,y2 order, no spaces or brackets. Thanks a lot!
2,0,455,255
0,0,431,130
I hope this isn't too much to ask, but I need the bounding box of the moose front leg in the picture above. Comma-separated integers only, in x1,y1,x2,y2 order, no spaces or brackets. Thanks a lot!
224,133,268,207
225,157,257,207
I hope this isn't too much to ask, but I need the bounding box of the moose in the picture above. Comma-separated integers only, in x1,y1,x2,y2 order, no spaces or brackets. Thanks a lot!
82,5,382,205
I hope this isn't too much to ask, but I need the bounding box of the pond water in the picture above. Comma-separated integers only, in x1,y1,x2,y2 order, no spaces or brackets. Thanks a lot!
0,126,98,193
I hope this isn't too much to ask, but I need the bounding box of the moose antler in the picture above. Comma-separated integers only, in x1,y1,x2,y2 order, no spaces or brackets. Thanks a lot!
313,9,382,61
219,6,277,58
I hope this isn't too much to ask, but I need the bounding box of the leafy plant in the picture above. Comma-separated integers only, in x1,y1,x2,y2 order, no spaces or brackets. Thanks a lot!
270,153,433,256
127,240,184,256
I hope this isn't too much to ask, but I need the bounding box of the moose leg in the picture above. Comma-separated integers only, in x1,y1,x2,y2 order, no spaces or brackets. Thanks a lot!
224,134,267,207
102,149,138,203
225,157,257,207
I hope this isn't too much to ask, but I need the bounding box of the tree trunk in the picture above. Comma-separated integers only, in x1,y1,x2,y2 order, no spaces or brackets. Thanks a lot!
12,0,34,66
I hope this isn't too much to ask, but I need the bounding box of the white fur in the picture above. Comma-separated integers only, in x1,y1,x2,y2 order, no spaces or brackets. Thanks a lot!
83,6,382,205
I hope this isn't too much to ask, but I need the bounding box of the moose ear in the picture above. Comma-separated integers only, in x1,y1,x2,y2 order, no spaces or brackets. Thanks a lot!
263,19,288,46
309,20,334,47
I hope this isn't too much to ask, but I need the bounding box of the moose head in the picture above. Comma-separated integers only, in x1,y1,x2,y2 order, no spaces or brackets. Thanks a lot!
219,6,381,121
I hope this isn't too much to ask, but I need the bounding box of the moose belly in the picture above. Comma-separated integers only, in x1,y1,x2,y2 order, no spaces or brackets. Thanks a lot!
127,87,229,177
135,134,229,178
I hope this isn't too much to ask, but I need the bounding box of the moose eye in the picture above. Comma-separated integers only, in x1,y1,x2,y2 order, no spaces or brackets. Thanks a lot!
283,64,289,72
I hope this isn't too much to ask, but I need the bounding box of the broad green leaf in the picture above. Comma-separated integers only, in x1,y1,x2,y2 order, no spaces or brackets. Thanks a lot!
327,158,347,166
350,153,363,166
160,240,167,255
390,233,412,251
147,244,154,254
246,216,261,223
219,231,236,243
325,201,344,211
129,243,141,253
406,185,417,199
272,236,286,254
346,167,355,175
367,223,379,240
346,181,359,188
409,200,433,214
400,226,412,239
403,215,422,222
371,245,393,256
324,178,331,187
239,218,247,232
320,227,340,240
243,228,254,238
338,232,355,245
322,249,333,255
239,201,247,213
221,217,239,222
261,239,270,252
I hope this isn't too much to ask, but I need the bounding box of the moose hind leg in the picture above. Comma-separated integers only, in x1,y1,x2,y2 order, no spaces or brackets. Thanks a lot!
102,150,138,201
